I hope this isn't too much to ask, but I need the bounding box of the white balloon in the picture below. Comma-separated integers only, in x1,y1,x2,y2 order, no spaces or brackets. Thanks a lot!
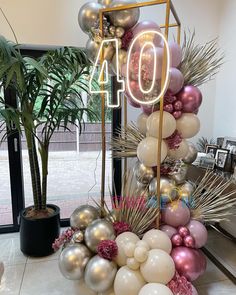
124,242,136,258
176,113,200,139
140,249,175,284
115,232,140,266
136,240,150,250
137,113,148,135
137,137,167,167
134,246,148,263
114,266,146,295
98,288,115,295
168,139,189,160
138,283,174,295
127,257,140,270
142,229,172,254
147,111,176,139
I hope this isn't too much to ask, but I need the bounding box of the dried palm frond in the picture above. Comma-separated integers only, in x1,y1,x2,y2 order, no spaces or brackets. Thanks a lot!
96,170,159,237
190,171,236,223
196,136,216,152
179,31,224,87
110,123,144,158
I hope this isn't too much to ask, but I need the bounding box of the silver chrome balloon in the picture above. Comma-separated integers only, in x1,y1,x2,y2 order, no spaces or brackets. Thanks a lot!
170,166,188,185
70,205,99,230
182,143,198,164
179,181,195,197
84,255,117,293
85,219,115,252
59,244,91,280
109,0,140,29
133,161,155,184
86,39,100,62
115,27,125,38
98,0,113,7
149,177,177,200
78,2,103,34
72,230,84,243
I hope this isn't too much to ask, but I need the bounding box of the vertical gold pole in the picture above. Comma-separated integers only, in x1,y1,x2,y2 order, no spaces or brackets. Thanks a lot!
99,11,106,212
124,95,128,174
177,24,181,45
156,0,171,228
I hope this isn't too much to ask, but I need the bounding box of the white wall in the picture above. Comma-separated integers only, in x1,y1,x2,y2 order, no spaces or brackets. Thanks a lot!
0,0,225,140
213,0,236,138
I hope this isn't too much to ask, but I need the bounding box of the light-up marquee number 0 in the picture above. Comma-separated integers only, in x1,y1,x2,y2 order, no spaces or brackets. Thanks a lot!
89,30,170,108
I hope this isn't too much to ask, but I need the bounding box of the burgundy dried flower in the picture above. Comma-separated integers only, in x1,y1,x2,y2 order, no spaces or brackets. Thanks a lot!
113,221,131,236
97,240,118,260
160,165,172,175
121,30,134,50
167,272,193,295
164,92,177,104
166,130,183,150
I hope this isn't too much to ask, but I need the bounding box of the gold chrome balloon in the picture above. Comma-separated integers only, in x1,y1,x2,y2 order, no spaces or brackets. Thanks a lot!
85,219,115,252
115,27,125,38
179,181,195,197
86,39,100,62
98,0,113,7
109,0,140,29
133,161,155,184
182,142,198,164
70,205,99,230
59,244,91,280
149,177,177,201
72,231,84,243
78,2,103,34
109,25,116,37
112,49,127,74
170,166,188,185
84,255,117,293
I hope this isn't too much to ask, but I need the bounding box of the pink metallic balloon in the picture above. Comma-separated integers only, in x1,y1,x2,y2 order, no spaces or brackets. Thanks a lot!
177,86,202,113
125,93,140,108
173,110,182,119
141,104,159,115
162,200,191,227
164,103,174,113
178,226,190,238
132,20,162,50
168,68,184,95
171,234,183,247
171,246,207,281
173,100,183,111
183,235,195,248
160,225,177,239
169,41,182,68
187,220,208,248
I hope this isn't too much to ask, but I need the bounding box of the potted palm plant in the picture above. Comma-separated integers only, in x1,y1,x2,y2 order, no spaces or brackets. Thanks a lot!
0,36,96,256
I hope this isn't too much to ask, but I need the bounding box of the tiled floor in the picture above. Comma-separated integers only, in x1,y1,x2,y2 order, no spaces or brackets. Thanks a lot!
0,231,235,295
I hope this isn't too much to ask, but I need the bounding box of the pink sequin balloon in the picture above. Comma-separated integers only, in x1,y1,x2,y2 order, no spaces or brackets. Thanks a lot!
169,41,182,68
162,200,191,227
168,68,184,94
171,234,183,247
187,220,208,248
171,247,207,281
177,86,202,113
160,225,178,239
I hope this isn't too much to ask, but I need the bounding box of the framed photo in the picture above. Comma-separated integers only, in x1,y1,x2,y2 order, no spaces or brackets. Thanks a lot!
215,149,230,169
217,137,224,148
199,157,216,170
205,145,218,158
223,137,236,154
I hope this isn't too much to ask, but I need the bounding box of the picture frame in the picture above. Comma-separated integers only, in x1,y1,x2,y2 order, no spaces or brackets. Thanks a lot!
223,137,236,154
199,157,216,170
205,144,218,158
215,148,230,170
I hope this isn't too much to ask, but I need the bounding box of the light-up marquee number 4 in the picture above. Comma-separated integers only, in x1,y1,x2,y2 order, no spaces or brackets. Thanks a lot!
89,30,171,108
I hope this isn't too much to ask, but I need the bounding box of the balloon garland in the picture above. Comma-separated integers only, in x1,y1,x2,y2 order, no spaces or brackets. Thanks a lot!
54,1,236,295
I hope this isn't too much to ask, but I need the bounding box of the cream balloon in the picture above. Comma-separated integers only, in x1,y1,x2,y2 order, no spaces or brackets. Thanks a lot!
137,137,168,167
136,240,150,251
142,229,172,254
124,242,136,258
140,249,175,284
147,111,176,139
176,113,200,139
127,257,140,270
138,283,174,295
98,288,115,295
115,232,140,266
114,266,146,295
137,113,148,135
168,139,189,160
134,246,148,263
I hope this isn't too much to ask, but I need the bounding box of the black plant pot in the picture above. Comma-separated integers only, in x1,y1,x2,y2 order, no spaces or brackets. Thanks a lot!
20,204,60,257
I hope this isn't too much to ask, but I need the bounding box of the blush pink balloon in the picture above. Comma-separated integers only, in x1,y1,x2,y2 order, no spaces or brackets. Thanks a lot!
177,86,202,113
169,41,182,68
162,200,191,227
171,234,183,247
168,68,184,94
125,93,140,108
132,20,162,50
141,104,159,115
187,220,208,248
171,247,207,281
126,80,144,101
160,225,177,239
